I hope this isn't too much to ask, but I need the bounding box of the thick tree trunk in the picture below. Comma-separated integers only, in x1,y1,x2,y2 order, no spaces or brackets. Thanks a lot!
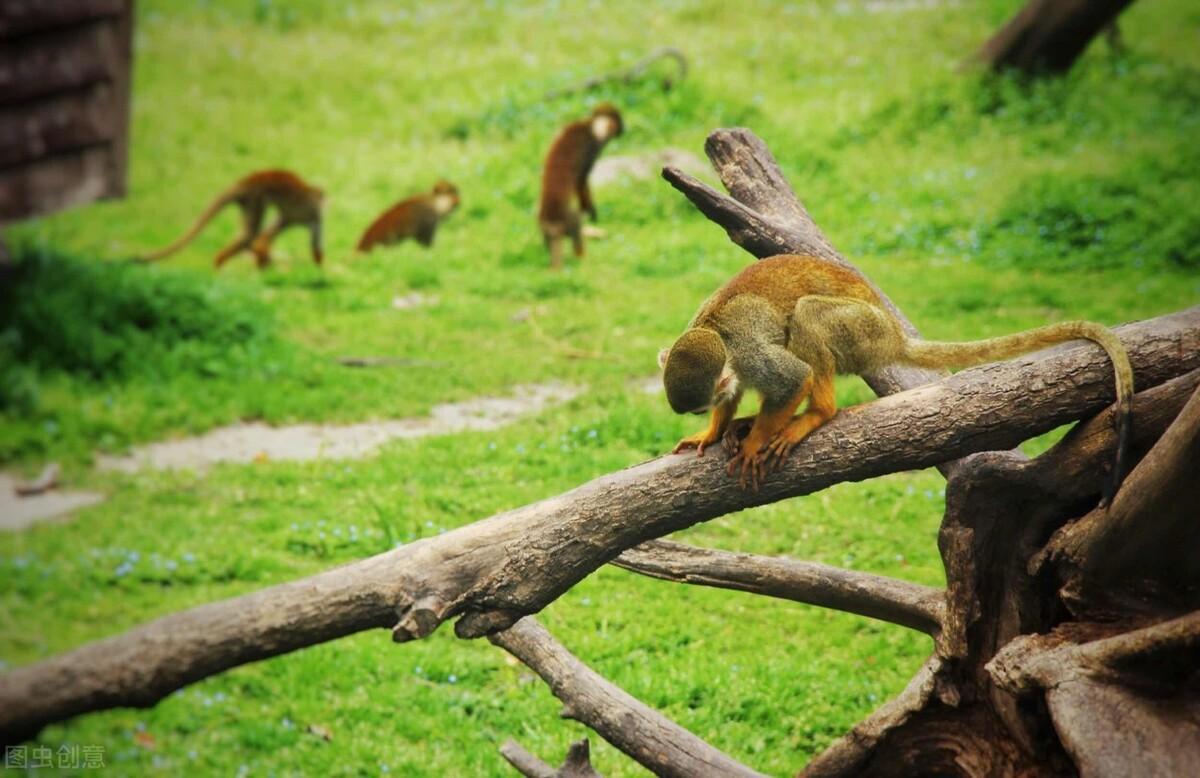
976,0,1135,74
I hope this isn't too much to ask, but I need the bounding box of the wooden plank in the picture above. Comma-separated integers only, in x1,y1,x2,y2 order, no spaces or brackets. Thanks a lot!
106,0,133,200
0,147,113,223
0,83,116,168
0,23,121,103
0,0,125,40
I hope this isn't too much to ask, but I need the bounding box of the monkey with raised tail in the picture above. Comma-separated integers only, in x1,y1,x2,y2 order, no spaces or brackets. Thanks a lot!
356,181,461,253
140,169,325,269
659,254,1133,498
538,103,623,269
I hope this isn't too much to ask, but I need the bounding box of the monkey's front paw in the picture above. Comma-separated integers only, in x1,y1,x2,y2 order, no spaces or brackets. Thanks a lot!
672,431,719,457
726,445,768,491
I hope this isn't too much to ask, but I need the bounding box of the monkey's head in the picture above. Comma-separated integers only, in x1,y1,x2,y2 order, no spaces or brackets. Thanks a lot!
431,180,460,216
590,103,624,142
659,328,737,415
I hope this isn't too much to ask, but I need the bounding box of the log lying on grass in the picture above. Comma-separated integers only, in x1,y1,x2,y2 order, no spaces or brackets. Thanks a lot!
0,307,1196,744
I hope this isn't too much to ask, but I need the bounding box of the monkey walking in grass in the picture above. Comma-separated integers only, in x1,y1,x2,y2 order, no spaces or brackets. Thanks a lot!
659,254,1133,497
356,181,461,253
139,169,325,269
537,103,623,269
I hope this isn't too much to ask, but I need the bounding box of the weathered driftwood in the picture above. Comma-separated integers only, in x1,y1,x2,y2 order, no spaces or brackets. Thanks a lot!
500,738,602,778
975,0,1135,75
801,368,1200,777
613,540,944,637
490,618,764,778
2,307,1194,745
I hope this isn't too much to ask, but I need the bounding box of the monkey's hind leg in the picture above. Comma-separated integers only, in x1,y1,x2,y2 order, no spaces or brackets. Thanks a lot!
542,225,565,270
214,201,264,269
570,225,585,259
763,372,837,470
251,217,290,269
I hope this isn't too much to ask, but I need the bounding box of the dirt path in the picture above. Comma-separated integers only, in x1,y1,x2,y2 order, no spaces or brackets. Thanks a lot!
0,474,104,531
97,382,580,473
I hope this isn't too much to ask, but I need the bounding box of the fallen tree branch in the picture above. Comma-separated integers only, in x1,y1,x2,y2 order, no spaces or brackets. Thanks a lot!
1,307,1196,744
489,617,764,778
500,737,601,778
613,539,944,636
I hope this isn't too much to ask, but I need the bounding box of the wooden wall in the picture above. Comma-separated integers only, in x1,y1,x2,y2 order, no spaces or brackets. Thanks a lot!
0,0,134,224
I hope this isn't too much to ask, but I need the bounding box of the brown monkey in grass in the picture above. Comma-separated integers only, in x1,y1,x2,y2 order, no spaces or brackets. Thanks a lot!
659,255,1133,500
537,103,623,269
356,181,461,253
140,169,324,269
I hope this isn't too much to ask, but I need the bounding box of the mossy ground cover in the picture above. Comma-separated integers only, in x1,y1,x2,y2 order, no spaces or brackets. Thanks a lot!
2,0,1197,774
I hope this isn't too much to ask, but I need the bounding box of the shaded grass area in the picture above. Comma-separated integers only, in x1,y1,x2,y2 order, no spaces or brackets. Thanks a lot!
1,0,1198,774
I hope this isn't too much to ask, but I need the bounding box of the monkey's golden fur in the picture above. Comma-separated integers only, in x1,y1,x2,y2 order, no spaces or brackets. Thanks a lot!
661,255,1134,499
141,169,325,269
538,103,623,269
356,181,460,253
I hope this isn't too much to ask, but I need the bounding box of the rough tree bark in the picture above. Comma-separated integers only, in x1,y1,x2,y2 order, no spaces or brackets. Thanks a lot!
976,0,1135,74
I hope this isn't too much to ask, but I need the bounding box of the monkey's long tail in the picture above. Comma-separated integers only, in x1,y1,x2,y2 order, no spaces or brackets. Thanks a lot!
903,322,1133,506
138,191,235,262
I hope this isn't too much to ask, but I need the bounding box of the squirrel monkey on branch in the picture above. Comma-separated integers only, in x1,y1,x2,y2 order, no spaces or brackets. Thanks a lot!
538,103,623,269
356,181,460,253
140,169,325,269
659,255,1133,499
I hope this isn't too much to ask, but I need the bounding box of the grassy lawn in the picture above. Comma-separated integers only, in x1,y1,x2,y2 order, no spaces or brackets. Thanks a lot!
2,0,1198,774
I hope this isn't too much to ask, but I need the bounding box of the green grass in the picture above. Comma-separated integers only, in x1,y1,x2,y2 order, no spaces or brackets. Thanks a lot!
2,0,1199,774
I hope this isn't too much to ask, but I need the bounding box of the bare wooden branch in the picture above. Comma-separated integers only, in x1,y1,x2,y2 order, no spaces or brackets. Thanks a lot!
500,738,602,778
613,540,944,636
490,617,764,778
2,308,1196,744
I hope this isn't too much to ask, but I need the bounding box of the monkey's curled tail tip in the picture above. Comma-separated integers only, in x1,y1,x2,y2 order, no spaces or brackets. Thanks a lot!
1101,396,1134,509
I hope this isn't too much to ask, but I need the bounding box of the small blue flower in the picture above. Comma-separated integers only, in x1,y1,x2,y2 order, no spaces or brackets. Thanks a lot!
447,674,458,684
